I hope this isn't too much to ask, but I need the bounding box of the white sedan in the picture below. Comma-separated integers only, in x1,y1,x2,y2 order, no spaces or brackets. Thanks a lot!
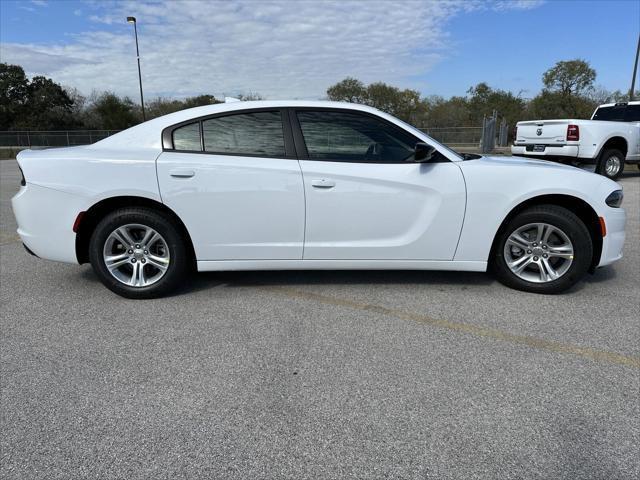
12,101,625,298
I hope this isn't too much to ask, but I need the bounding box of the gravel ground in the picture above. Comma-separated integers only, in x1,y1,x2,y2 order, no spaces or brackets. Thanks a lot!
1,159,639,479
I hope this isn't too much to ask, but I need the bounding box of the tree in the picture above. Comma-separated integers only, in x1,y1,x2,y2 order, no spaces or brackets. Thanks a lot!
542,59,596,96
326,77,367,103
84,92,138,130
526,90,597,120
236,92,264,101
466,82,526,127
326,78,426,122
0,63,29,130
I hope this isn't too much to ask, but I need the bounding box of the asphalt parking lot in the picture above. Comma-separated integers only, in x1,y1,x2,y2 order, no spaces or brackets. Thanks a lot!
1,158,639,479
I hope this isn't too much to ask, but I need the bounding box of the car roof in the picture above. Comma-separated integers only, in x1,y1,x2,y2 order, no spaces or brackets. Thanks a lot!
91,100,386,150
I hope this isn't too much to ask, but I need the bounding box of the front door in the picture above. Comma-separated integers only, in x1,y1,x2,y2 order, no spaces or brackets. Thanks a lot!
293,109,466,260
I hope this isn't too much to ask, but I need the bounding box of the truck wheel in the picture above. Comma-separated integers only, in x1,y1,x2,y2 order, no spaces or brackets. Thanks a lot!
597,148,624,180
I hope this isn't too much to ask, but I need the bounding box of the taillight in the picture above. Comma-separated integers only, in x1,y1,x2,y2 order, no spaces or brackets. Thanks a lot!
566,124,579,141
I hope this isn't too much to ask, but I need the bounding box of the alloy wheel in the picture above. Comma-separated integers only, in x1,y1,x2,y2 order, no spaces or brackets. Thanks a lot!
504,222,574,283
102,223,170,287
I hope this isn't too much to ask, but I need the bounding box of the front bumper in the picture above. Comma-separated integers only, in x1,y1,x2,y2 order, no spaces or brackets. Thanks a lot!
598,207,626,267
11,183,83,264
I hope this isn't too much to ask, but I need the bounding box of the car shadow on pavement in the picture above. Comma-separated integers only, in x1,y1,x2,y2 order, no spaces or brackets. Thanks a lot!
181,269,495,295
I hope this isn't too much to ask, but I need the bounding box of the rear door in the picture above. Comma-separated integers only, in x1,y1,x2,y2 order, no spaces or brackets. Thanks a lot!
157,109,305,261
292,109,466,261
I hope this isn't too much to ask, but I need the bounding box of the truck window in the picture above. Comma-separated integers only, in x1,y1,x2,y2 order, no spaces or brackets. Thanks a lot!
592,105,626,122
624,105,640,122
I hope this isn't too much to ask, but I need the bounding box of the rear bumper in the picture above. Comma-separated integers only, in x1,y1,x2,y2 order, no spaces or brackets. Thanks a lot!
11,183,81,264
598,208,626,267
511,144,582,161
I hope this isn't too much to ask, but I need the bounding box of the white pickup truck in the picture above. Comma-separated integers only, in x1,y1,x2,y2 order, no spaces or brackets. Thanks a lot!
511,101,640,179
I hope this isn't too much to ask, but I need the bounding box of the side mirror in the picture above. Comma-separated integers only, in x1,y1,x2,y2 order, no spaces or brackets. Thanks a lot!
413,142,436,163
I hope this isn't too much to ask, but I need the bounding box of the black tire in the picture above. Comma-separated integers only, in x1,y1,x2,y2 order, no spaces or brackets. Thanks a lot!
89,207,190,299
597,148,624,180
492,205,593,294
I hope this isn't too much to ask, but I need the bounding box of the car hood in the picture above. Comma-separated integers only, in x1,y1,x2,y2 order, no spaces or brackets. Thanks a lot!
470,155,586,173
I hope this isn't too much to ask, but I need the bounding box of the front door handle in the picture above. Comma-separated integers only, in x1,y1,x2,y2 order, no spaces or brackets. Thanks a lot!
311,179,335,189
169,169,195,178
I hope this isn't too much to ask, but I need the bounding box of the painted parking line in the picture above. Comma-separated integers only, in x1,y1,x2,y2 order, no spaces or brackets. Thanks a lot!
264,286,640,369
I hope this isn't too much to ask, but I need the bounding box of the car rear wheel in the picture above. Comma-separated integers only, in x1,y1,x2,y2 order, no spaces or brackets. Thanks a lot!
597,148,624,180
89,207,189,299
492,205,593,294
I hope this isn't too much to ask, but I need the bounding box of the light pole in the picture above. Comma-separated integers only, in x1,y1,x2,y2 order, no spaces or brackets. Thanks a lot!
127,16,146,121
630,32,640,101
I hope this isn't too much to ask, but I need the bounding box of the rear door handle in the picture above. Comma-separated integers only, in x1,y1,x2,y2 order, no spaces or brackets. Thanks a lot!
311,179,335,189
169,169,195,178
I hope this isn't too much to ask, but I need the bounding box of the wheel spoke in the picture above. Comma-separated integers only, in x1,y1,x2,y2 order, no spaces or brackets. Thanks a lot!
129,262,146,287
541,225,554,244
508,255,533,274
547,244,573,259
147,254,169,271
507,232,529,249
115,227,135,247
539,258,560,282
105,253,129,270
141,228,159,247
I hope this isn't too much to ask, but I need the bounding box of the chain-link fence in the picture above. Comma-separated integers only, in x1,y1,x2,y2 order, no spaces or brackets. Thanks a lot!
417,126,483,146
0,125,507,151
0,130,120,148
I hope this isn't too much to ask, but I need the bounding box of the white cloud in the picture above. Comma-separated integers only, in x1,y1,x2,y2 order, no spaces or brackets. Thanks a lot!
1,0,543,100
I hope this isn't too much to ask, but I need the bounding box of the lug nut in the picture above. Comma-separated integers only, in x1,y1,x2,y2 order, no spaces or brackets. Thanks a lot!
533,256,539,261
128,249,133,254
135,244,140,249
141,258,146,264
527,250,532,254
533,242,538,247
543,253,548,258
542,244,547,249
144,250,148,255
131,258,137,263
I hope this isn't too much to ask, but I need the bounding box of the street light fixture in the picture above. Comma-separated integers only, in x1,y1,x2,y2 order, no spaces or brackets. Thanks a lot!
127,16,146,121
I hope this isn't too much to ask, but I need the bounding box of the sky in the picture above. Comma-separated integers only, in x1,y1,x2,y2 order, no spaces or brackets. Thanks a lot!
1,0,638,101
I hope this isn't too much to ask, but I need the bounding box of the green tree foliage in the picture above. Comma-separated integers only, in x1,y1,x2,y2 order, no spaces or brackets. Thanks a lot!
465,82,526,127
326,77,426,122
326,77,367,103
526,90,598,119
0,63,77,130
82,92,139,130
542,59,596,96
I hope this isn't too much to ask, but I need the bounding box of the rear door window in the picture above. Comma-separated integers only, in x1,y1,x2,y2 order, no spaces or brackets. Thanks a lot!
202,111,285,157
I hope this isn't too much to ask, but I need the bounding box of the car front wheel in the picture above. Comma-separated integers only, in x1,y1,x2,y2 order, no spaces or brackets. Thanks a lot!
89,207,189,299
492,205,593,294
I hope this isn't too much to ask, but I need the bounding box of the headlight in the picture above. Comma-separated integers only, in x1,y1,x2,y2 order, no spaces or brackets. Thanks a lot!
605,189,623,208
